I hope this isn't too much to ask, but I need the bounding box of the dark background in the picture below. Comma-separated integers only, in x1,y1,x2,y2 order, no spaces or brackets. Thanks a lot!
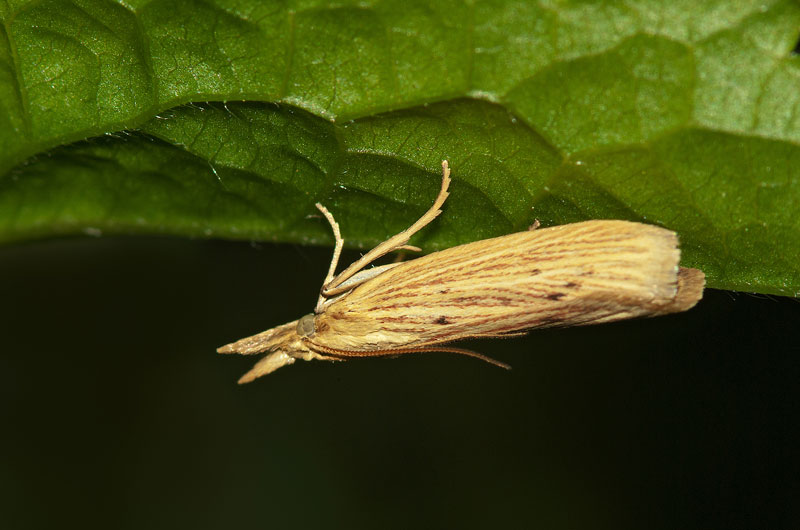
1,236,798,529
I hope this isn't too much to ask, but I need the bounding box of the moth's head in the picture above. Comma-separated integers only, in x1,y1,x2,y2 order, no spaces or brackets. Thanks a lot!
217,316,322,383
296,313,316,337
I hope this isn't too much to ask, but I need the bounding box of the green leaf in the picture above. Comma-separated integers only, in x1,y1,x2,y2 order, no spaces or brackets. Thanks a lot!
1,0,799,296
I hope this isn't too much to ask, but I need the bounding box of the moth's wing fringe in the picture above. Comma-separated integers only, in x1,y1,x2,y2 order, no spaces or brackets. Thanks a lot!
652,267,706,315
217,320,298,355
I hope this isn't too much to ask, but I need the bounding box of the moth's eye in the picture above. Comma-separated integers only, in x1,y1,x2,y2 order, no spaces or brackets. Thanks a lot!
296,314,316,337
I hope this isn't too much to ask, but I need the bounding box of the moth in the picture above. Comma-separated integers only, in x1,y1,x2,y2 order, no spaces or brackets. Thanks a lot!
219,161,705,383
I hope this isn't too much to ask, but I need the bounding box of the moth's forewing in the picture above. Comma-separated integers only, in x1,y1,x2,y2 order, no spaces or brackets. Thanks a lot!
311,220,704,351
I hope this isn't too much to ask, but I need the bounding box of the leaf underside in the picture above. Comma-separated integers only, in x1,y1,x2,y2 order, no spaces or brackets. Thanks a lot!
1,0,799,296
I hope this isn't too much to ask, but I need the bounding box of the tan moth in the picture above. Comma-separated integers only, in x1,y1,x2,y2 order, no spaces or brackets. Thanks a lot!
219,161,705,383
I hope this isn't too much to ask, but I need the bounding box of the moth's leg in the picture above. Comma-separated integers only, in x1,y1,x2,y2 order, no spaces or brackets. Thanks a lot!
315,263,403,311
321,160,452,298
528,219,541,231
313,207,419,313
396,245,422,252
305,340,511,370
445,330,530,340
314,203,345,313
391,331,529,350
